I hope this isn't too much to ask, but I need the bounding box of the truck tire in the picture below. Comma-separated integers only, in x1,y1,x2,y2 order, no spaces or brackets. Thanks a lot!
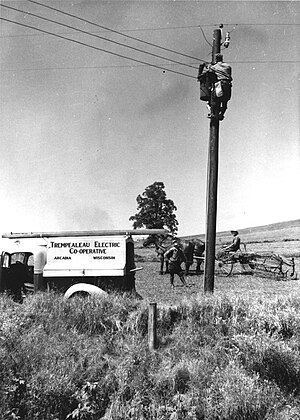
64,283,108,300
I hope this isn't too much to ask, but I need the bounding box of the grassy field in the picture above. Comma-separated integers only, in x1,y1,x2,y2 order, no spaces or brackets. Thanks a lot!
2,291,300,419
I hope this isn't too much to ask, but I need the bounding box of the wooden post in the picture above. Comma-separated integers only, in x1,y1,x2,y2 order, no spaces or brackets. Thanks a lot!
148,302,157,350
203,27,222,294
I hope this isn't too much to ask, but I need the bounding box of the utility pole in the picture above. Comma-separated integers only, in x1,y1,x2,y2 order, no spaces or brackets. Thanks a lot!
203,27,222,293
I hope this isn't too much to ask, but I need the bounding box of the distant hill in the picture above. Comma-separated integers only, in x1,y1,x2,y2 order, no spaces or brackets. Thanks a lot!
182,219,300,245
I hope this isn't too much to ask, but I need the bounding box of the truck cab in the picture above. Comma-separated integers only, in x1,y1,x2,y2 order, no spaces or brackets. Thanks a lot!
0,250,34,301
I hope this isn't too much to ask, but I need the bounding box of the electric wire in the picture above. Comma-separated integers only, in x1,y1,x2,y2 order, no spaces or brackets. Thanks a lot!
25,0,208,62
0,28,200,38
0,3,203,70
0,17,196,79
223,23,300,26
1,21,298,39
199,25,213,47
2,58,299,73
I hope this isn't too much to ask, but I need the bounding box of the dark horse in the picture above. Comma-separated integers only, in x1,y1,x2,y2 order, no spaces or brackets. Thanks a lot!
143,234,205,275
181,238,205,275
143,234,173,275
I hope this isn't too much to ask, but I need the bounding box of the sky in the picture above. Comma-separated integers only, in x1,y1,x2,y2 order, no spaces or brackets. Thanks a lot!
0,0,299,237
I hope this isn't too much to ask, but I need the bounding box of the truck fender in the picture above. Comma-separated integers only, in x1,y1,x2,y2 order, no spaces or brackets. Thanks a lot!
64,283,108,300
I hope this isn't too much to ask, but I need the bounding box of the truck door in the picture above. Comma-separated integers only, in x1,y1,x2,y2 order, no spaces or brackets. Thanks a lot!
0,252,34,300
0,252,10,292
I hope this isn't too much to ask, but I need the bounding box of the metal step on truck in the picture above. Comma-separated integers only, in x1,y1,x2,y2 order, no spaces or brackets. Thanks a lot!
0,229,167,302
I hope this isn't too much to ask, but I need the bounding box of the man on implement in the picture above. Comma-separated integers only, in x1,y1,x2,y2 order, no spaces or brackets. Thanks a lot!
217,230,241,259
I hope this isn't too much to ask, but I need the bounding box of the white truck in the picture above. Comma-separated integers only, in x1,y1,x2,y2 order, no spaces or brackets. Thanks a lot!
0,229,166,300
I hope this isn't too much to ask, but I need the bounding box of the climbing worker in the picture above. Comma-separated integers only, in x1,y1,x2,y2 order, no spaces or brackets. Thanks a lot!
209,53,232,120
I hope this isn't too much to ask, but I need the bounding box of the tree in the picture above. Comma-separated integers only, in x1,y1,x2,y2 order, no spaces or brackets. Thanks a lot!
129,182,178,234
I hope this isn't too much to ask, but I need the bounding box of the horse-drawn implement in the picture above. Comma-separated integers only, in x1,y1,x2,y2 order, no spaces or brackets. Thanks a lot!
216,245,298,280
143,233,298,280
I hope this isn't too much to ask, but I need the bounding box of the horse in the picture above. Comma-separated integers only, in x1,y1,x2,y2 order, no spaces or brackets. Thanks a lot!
181,240,194,274
192,239,206,274
180,239,205,275
143,234,173,275
143,235,205,275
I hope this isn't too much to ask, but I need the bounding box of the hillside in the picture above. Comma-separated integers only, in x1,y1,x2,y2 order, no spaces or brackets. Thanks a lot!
182,219,300,245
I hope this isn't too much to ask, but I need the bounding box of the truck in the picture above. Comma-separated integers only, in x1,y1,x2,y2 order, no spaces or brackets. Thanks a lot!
0,229,166,301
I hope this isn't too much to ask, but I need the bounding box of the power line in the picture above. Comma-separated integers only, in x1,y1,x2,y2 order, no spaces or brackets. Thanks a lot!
0,28,206,39
199,25,213,47
1,22,298,39
25,0,208,63
1,3,202,70
232,60,300,63
223,23,300,26
2,58,299,74
0,25,211,37
0,17,196,79
0,19,298,39
2,63,197,73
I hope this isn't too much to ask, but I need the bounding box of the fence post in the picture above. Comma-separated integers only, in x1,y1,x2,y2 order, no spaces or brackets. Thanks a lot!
148,302,157,350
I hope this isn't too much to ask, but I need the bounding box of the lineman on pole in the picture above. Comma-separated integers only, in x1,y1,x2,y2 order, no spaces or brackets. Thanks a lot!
197,53,232,120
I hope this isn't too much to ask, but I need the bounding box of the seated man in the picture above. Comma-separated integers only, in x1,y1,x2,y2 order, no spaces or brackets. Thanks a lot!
217,230,241,259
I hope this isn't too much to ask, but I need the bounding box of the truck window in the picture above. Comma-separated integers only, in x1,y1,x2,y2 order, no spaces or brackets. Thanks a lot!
11,252,26,264
27,254,34,266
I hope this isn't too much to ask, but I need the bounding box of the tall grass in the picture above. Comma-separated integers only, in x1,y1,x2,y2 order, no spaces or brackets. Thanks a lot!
1,292,300,419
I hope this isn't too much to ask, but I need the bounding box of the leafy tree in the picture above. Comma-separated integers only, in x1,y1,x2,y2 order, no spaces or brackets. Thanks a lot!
129,182,178,234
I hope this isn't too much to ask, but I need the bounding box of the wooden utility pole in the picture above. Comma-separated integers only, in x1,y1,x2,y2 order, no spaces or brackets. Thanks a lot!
203,27,222,293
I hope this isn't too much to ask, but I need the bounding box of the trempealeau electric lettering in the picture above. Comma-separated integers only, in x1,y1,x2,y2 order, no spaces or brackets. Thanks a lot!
50,241,121,255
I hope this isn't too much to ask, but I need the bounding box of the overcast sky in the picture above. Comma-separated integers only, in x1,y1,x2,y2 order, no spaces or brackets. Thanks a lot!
0,0,299,237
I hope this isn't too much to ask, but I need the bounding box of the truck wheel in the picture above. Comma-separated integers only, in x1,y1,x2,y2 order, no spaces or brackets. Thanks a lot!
64,283,107,300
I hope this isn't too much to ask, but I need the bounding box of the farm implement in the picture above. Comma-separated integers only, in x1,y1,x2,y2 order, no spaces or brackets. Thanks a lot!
216,246,298,280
